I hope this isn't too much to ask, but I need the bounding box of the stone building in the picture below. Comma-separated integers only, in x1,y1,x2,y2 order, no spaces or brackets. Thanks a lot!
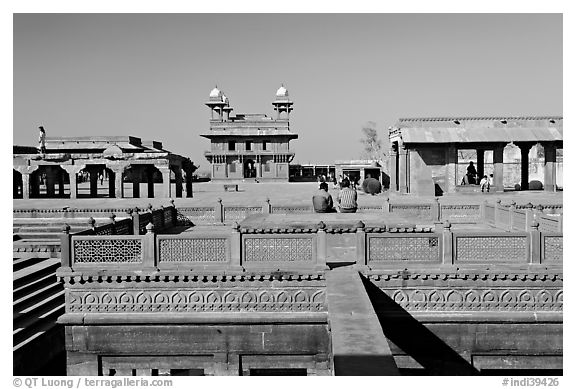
388,117,563,196
201,85,298,182
13,135,197,199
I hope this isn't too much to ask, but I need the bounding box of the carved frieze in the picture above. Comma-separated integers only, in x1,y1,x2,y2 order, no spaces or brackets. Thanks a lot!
377,287,563,311
66,287,326,313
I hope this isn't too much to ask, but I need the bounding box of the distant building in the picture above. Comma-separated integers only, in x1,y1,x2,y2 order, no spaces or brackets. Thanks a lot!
201,85,298,182
388,116,563,196
13,135,196,199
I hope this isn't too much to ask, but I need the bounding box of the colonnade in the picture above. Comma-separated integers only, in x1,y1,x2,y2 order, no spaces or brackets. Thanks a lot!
13,162,194,199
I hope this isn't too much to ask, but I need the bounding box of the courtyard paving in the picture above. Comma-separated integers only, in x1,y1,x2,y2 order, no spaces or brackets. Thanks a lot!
13,182,563,210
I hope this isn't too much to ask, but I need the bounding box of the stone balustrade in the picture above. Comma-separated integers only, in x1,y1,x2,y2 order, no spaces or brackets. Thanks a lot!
58,214,562,275
482,200,563,233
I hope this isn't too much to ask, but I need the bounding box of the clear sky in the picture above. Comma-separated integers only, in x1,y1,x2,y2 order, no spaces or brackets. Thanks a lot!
13,13,562,170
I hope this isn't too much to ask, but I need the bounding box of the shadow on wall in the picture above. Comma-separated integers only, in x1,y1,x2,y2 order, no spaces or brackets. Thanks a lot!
359,274,478,376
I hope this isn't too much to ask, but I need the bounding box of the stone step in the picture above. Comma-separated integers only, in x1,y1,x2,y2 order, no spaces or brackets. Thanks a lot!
13,280,63,313
13,256,46,272
13,258,60,290
13,289,65,330
13,271,58,301
13,301,65,348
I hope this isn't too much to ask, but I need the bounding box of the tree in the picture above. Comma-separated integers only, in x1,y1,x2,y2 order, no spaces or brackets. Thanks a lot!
360,121,388,162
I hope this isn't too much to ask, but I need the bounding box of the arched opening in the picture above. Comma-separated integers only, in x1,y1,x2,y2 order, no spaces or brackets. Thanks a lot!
123,165,163,198
13,169,23,199
77,165,115,198
244,159,256,178
29,166,70,198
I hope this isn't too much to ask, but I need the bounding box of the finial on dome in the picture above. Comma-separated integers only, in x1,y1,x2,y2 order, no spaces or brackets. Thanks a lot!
276,84,288,97
209,85,222,98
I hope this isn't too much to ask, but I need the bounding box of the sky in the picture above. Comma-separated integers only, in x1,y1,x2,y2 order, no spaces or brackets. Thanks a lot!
13,13,562,170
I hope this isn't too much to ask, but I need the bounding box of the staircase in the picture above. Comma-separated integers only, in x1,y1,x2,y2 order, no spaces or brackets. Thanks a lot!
13,254,66,375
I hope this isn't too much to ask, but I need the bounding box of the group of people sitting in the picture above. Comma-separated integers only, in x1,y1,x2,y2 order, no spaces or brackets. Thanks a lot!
462,161,492,193
312,178,358,213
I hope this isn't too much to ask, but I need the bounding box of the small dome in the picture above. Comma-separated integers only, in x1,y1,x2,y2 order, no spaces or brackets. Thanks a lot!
276,85,288,97
209,86,222,98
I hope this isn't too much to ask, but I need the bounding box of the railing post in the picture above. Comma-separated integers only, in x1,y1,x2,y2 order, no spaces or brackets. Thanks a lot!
494,199,502,229
524,203,534,232
316,221,328,270
535,204,544,230
383,197,390,213
169,199,177,227
529,220,541,264
215,198,224,224
159,206,166,230
110,214,116,235
432,197,440,222
60,224,72,270
355,221,366,266
230,222,242,270
263,198,271,214
142,222,157,271
132,207,141,235
442,221,453,266
557,213,563,233
480,200,487,222
88,217,96,233
508,201,516,231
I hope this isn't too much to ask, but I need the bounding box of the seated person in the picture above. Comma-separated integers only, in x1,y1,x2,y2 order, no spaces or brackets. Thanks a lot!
466,161,477,185
312,182,336,213
337,178,358,213
480,175,490,192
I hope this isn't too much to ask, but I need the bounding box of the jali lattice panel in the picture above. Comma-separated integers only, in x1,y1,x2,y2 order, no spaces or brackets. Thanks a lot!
158,238,228,262
244,236,314,262
224,207,262,222
455,235,528,262
368,235,440,262
542,235,562,263
390,205,432,219
73,238,142,263
440,205,481,223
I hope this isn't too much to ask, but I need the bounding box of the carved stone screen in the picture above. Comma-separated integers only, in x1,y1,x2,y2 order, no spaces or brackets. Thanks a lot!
159,238,228,262
73,238,142,263
244,237,314,262
455,235,527,262
368,235,440,262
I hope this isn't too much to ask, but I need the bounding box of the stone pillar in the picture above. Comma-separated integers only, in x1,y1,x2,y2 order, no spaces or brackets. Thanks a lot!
159,166,171,198
21,171,31,199
445,145,458,193
89,169,98,198
46,166,57,198
520,145,531,191
174,166,183,198
389,147,398,192
493,145,505,192
398,144,408,194
477,149,485,179
146,167,155,198
115,168,123,198
543,143,557,192
61,165,83,199
185,168,193,198
133,168,141,198
58,171,65,196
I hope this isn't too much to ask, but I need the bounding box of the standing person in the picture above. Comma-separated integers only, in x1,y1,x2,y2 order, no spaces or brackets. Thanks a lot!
337,178,358,213
38,126,46,153
312,182,336,213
